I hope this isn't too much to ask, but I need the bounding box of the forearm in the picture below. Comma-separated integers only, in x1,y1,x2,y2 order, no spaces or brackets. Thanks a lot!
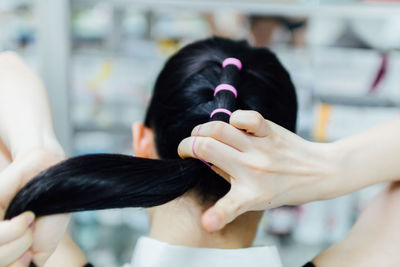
330,119,400,196
44,233,87,267
0,52,63,158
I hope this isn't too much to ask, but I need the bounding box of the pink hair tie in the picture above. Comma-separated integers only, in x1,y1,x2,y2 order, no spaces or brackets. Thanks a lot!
214,84,237,98
222,58,242,70
192,125,212,168
210,108,232,118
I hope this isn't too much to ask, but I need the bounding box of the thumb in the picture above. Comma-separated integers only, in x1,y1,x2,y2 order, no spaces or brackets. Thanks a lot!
201,190,246,232
229,110,271,137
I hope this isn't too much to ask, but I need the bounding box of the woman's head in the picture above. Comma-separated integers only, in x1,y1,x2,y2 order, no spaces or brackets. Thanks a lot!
138,37,297,203
6,37,297,248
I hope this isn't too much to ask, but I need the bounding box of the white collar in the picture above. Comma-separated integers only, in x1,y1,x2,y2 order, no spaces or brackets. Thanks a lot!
127,236,282,267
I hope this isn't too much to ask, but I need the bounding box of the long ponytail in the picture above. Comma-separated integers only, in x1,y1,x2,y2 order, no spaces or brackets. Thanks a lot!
6,37,298,221
5,53,243,220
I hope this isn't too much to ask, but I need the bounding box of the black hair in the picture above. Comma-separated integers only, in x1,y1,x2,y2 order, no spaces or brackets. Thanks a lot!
5,37,297,221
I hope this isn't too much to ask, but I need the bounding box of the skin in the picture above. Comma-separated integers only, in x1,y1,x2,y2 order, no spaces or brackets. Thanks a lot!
178,110,400,232
1,52,400,266
0,52,85,267
312,182,400,267
0,148,71,267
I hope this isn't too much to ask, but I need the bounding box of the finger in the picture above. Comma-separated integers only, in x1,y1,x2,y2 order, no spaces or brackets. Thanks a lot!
178,136,242,176
0,212,35,243
9,251,33,267
190,121,251,151
201,190,246,232
0,228,33,266
31,214,70,266
229,110,271,137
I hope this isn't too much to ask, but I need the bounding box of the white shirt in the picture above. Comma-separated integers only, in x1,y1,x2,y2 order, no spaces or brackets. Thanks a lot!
123,237,283,267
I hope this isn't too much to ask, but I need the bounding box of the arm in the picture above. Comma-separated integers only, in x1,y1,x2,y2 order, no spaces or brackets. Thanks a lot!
0,52,73,266
0,51,63,159
178,110,400,231
313,182,400,267
333,118,400,194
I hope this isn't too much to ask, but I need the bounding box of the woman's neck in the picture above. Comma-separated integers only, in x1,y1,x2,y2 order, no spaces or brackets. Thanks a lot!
147,194,262,249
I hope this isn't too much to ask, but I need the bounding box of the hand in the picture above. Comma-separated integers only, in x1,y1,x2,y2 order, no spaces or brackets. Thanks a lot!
0,148,70,266
178,110,339,232
0,212,35,267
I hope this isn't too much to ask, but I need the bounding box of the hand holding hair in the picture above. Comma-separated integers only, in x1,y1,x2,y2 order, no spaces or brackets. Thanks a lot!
0,148,70,267
179,111,400,232
0,52,71,266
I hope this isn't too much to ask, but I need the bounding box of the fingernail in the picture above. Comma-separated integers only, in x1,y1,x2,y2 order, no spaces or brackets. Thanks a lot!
24,212,35,225
20,251,32,265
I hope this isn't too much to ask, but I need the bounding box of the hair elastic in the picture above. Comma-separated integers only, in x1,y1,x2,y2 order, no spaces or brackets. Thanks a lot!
192,125,212,168
210,108,232,118
214,84,237,98
222,57,242,70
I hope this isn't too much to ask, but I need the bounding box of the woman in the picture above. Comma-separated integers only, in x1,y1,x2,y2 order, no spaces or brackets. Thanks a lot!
4,37,297,266
1,38,399,267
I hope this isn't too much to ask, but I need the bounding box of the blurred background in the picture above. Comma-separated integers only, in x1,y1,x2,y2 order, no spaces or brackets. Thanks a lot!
1,0,400,266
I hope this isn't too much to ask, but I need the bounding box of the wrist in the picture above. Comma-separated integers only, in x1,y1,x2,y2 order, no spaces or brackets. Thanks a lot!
12,132,65,161
310,141,343,200
330,137,382,196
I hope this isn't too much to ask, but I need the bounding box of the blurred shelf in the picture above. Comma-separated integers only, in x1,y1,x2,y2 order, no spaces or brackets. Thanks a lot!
313,94,400,107
73,0,400,18
0,0,33,11
74,124,132,134
72,48,163,60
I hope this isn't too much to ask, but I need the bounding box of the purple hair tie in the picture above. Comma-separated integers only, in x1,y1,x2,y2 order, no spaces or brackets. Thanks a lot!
210,108,232,118
222,58,242,70
192,125,212,168
214,84,238,98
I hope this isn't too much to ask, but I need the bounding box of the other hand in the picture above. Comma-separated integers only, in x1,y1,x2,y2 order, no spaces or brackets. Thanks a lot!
178,110,339,231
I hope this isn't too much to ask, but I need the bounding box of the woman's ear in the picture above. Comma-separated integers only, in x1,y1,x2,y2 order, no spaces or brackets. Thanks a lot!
132,122,158,159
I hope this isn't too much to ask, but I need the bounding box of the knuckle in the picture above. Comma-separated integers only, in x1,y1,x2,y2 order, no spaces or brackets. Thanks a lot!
197,137,215,157
210,121,227,137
